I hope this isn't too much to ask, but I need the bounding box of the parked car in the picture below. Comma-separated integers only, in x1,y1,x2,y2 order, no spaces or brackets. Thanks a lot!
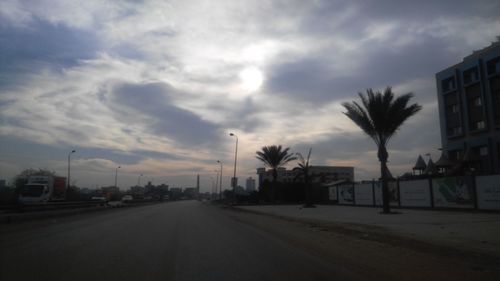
121,195,133,202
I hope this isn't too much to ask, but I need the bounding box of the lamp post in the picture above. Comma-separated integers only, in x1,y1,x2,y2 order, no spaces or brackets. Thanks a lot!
210,176,215,200
67,150,76,190
114,166,121,188
214,170,219,200
137,174,143,186
229,133,238,203
217,160,223,200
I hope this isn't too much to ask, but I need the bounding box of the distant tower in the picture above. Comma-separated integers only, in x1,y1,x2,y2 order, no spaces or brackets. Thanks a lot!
196,174,200,194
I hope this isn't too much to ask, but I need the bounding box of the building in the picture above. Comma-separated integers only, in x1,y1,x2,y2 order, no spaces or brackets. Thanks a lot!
256,166,354,188
436,39,500,174
245,177,256,192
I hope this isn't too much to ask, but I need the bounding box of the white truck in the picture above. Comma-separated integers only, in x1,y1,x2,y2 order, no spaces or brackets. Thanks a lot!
18,176,67,204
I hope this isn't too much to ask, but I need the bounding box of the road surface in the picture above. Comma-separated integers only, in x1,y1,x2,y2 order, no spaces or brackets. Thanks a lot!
1,201,499,281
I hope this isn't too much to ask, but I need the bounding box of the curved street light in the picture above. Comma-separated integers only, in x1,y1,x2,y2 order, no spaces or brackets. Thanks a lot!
114,166,121,188
67,150,76,190
217,160,223,200
229,133,238,203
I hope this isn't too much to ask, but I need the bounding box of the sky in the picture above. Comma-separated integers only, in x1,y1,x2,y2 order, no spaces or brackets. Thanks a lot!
1,0,500,192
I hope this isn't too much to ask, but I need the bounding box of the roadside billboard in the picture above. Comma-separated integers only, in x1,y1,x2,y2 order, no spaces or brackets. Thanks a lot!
399,179,431,207
374,181,399,206
432,177,474,208
476,175,500,210
388,181,399,206
338,184,354,204
355,183,373,206
328,186,338,201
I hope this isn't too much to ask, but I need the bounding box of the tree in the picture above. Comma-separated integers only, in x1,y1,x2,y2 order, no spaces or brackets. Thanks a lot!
293,148,315,208
342,87,421,213
256,145,297,202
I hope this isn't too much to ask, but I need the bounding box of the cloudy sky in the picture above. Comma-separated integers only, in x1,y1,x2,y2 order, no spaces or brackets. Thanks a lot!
1,0,499,191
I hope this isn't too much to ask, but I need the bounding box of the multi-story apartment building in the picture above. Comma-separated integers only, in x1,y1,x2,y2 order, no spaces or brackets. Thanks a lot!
245,177,256,192
436,39,500,174
256,166,354,188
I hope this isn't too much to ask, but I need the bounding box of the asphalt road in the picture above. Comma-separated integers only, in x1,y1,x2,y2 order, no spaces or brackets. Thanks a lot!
0,201,361,281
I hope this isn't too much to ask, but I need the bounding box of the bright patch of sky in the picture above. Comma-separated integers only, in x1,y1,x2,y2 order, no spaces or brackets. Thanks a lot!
1,0,500,191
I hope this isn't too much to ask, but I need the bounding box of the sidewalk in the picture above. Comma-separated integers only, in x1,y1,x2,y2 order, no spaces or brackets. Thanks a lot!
236,205,500,256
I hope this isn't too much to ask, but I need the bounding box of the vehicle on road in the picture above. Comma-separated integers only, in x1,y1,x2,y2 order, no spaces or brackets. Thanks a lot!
90,196,108,205
18,176,67,204
121,195,133,202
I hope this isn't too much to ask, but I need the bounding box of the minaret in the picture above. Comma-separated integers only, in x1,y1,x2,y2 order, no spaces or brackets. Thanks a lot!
196,174,200,194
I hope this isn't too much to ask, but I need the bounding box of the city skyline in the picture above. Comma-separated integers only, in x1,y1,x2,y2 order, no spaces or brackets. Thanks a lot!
1,0,500,191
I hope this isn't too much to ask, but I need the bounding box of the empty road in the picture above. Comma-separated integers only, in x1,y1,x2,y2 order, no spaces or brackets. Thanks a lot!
1,200,499,281
1,201,359,281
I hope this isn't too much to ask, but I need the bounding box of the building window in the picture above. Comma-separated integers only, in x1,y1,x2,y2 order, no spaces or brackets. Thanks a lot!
442,77,455,92
463,67,479,84
448,150,463,161
473,97,482,106
476,120,486,130
452,126,462,135
487,57,500,76
479,146,488,156
451,104,459,113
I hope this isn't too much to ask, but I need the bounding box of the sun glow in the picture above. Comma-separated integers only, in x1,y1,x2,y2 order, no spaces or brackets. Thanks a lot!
239,66,264,92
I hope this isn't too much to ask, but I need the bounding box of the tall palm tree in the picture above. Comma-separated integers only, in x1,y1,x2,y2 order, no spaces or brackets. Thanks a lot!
342,87,422,213
293,148,315,208
256,145,297,202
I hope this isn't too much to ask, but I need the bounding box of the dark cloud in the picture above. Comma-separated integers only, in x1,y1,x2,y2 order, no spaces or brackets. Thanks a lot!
110,82,223,148
0,18,99,90
298,0,500,37
266,35,457,104
218,96,264,133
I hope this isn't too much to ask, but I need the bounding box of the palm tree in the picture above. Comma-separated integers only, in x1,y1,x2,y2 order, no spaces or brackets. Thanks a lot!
342,87,422,213
256,145,297,202
293,148,315,208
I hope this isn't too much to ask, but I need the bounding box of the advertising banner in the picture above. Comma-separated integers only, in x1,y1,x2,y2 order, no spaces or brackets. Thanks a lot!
476,175,500,210
399,179,431,207
355,183,373,206
432,177,474,208
374,181,399,206
338,184,354,204
388,181,399,206
328,186,338,201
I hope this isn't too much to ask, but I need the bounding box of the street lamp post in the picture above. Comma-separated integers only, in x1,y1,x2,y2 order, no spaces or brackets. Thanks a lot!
114,166,121,188
217,160,223,200
210,176,215,200
214,169,219,200
229,133,238,203
67,150,76,190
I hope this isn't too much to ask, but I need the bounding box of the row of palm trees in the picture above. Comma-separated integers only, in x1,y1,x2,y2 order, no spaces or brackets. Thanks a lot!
255,87,421,213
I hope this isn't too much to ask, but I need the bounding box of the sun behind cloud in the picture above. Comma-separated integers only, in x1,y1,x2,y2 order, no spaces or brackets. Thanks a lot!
239,66,264,92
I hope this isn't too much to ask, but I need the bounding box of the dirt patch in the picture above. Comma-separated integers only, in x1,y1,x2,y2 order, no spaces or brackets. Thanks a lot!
225,205,500,281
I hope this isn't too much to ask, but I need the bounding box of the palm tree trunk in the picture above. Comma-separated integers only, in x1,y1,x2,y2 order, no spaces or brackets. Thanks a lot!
271,169,277,203
378,145,391,214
